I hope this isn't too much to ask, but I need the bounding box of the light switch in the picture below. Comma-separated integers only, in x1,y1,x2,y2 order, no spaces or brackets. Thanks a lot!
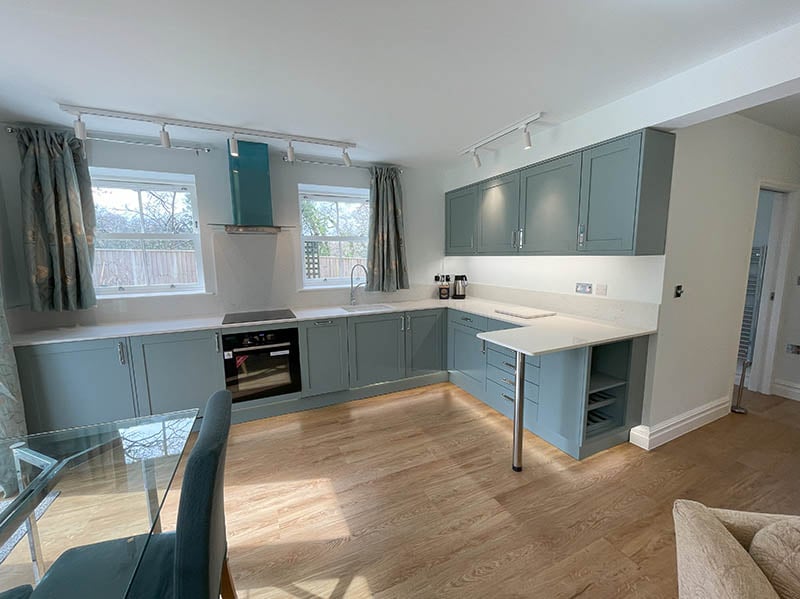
787,344,800,355
595,283,608,297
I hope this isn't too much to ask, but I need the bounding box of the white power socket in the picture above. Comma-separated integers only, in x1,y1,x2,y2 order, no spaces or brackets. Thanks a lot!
575,282,593,295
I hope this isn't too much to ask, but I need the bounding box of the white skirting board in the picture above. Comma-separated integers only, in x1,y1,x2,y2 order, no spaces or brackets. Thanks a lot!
629,395,731,451
771,379,800,402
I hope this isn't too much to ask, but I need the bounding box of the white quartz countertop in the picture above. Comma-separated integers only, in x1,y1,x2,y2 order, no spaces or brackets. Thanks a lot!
477,316,655,357
11,297,655,349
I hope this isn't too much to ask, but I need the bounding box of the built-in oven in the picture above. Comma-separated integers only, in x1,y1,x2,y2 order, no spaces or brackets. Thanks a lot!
222,328,302,402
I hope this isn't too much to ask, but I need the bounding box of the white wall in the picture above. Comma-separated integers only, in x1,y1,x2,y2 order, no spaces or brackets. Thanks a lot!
0,133,444,331
772,205,800,392
644,115,800,426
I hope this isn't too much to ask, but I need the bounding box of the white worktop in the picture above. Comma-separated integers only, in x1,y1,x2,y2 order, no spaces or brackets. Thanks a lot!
11,297,654,350
477,316,655,357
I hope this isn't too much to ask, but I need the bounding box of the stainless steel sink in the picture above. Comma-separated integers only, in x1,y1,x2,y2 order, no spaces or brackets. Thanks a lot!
341,304,393,313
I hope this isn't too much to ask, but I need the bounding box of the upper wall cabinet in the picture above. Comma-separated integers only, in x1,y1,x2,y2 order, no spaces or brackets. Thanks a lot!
445,185,478,255
477,172,520,255
444,128,675,257
518,154,582,255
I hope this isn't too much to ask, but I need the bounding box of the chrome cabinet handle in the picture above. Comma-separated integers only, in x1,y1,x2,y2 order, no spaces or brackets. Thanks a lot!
578,223,586,247
503,361,516,370
406,315,411,331
314,320,333,326
502,377,515,386
400,315,405,332
501,393,514,403
481,340,486,354
511,230,517,249
518,228,525,248
214,332,221,353
461,317,473,323
117,342,126,365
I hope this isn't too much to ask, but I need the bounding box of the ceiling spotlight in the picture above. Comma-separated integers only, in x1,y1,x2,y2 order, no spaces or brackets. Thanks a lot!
229,134,239,157
342,148,352,167
160,124,171,149
523,126,532,150
287,141,296,163
73,115,87,141
472,149,481,168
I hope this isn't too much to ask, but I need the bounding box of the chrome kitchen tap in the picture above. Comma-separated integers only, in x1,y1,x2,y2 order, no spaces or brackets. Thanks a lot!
350,264,368,305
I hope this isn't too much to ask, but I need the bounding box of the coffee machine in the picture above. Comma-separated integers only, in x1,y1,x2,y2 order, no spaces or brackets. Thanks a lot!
452,275,468,299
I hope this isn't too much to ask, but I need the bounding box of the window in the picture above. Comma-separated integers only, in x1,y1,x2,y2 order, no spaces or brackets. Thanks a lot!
90,168,204,295
299,184,370,287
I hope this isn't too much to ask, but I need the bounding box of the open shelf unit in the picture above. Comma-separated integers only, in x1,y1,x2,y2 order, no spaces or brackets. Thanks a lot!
584,341,632,439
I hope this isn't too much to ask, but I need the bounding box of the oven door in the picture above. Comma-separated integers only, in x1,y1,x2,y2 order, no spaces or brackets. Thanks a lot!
223,338,301,402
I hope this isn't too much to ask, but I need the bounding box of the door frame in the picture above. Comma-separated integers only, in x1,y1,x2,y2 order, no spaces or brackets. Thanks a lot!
748,180,800,396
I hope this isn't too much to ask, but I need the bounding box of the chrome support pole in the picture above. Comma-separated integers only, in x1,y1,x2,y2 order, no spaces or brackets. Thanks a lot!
11,443,46,582
732,358,751,415
142,458,162,533
512,351,526,472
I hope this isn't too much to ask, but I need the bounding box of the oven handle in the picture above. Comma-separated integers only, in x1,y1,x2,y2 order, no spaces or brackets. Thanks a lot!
231,342,292,353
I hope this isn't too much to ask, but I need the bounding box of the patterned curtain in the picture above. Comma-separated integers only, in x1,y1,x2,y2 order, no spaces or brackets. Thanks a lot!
0,273,26,496
366,167,409,292
17,128,96,311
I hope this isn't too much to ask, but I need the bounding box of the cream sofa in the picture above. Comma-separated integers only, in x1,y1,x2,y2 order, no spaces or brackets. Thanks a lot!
673,500,800,598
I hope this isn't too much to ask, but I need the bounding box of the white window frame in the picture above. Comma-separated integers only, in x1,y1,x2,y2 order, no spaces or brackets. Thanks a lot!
299,184,370,289
90,171,205,296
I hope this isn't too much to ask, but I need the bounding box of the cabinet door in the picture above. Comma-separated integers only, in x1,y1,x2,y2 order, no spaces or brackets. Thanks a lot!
348,313,406,387
299,318,349,397
15,338,137,433
477,172,521,254
578,133,642,253
445,186,478,255
448,322,486,385
519,154,582,254
405,309,444,377
130,330,225,417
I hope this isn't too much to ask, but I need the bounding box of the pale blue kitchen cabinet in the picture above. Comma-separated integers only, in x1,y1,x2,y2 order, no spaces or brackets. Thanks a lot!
129,329,226,417
578,129,675,254
477,172,521,254
15,338,138,433
405,309,445,376
348,313,406,387
299,318,349,397
518,154,582,254
447,310,487,394
445,185,479,255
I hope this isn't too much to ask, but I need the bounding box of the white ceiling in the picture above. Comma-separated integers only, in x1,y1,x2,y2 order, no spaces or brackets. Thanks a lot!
740,94,800,137
2,1,800,166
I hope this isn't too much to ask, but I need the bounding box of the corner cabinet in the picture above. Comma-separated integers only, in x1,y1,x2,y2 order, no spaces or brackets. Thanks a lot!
445,186,478,255
444,128,675,256
15,338,138,433
129,330,226,417
299,318,349,397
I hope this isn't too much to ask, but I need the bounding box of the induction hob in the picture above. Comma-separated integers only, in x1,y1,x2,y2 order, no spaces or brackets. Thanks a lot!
222,308,296,325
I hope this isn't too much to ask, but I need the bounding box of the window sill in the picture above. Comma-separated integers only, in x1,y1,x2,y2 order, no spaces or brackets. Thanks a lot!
97,290,214,301
298,284,353,292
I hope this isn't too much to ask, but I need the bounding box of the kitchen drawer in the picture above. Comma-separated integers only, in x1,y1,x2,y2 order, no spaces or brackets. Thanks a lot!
486,365,540,403
448,309,487,332
487,348,541,382
486,342,541,368
486,379,539,429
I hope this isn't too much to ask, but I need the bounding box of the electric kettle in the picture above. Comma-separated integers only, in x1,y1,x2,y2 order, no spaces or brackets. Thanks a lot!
453,275,468,299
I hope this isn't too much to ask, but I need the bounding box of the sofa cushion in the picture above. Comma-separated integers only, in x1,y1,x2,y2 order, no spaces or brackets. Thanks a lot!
749,520,800,599
673,499,780,598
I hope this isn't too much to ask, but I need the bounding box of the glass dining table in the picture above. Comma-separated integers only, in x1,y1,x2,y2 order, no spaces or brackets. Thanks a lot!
0,409,198,595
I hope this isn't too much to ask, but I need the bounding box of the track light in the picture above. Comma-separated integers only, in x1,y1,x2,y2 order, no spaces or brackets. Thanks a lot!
73,115,87,141
472,149,481,168
160,124,171,148
287,141,295,163
523,126,532,150
229,134,239,157
342,148,352,167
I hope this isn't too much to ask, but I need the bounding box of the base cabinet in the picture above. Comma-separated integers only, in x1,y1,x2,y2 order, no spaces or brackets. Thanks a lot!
300,318,349,397
130,330,225,417
405,310,445,376
15,338,137,433
348,313,407,387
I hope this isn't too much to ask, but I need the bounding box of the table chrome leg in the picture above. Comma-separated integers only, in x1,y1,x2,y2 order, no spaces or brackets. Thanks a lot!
512,351,526,472
11,443,45,582
142,458,162,533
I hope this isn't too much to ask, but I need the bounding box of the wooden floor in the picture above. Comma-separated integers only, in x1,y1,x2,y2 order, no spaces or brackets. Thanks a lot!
168,383,800,599
3,384,798,597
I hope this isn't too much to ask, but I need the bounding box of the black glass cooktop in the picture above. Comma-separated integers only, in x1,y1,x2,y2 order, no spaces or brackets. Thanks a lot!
222,308,296,325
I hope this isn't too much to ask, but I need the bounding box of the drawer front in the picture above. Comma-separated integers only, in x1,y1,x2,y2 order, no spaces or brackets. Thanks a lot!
486,364,540,403
487,349,541,384
486,379,539,429
486,342,541,368
448,309,488,332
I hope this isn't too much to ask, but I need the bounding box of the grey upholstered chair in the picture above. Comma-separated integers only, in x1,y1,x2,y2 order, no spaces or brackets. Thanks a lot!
31,390,236,599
